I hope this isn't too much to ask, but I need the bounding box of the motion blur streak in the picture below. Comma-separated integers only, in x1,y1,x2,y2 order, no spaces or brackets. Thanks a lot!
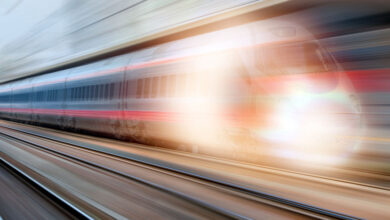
0,0,389,182
0,0,285,83
0,13,361,165
1,1,390,219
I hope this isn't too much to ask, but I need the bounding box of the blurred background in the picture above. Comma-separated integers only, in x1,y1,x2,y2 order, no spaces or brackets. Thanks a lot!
1,0,390,179
0,1,390,219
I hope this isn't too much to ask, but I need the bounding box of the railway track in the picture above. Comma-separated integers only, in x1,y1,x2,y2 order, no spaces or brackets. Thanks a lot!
0,157,91,219
1,137,241,219
0,121,365,219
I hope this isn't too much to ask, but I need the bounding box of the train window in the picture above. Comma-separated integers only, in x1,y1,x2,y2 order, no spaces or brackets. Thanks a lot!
160,76,168,98
130,80,136,98
79,87,82,100
256,42,333,75
74,88,78,100
95,85,99,99
78,88,82,100
144,78,151,98
90,86,94,100
123,80,128,98
125,80,135,99
95,85,99,100
76,87,80,100
93,85,98,100
81,87,86,100
93,85,99,100
79,87,83,100
81,87,85,100
136,79,143,99
109,83,115,100
85,86,89,101
125,80,130,98
168,75,176,97
118,82,122,99
72,88,76,100
87,86,91,100
88,86,92,100
75,88,79,100
151,77,159,98
99,84,104,99
104,84,108,100
92,86,95,100
120,82,124,99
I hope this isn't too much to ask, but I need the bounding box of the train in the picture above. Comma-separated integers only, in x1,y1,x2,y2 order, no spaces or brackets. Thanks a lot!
0,16,362,163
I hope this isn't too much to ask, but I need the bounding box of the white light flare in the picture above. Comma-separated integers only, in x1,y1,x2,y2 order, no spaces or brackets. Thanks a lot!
261,88,361,165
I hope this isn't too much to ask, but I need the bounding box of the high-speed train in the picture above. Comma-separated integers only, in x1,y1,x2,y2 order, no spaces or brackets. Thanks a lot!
0,17,362,163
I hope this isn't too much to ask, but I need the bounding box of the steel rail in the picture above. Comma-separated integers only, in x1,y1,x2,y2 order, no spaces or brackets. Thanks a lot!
0,124,362,220
0,156,93,220
0,131,249,220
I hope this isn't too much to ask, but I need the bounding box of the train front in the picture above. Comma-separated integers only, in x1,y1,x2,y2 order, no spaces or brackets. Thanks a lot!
233,22,363,165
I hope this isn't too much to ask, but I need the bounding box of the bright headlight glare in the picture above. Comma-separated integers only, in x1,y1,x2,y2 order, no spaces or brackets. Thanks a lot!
262,94,353,156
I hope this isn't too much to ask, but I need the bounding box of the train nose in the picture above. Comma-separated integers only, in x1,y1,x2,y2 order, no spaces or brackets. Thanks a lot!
257,93,362,162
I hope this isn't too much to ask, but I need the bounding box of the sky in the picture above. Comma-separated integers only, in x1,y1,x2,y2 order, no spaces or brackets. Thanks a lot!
0,0,64,49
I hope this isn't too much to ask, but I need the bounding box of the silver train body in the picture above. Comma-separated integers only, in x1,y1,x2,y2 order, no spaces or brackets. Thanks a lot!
0,17,360,162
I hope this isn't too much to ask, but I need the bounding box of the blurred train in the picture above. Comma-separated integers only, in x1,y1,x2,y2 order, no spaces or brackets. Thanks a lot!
0,16,362,163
